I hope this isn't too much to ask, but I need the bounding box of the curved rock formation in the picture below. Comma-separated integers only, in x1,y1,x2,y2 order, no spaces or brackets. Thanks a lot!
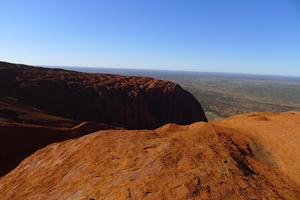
0,97,77,128
0,112,299,199
0,61,207,129
0,121,118,176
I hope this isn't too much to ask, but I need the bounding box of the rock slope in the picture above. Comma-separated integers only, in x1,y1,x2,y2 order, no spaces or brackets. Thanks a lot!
0,112,299,200
0,61,207,178
0,121,118,176
0,61,207,129
0,97,77,128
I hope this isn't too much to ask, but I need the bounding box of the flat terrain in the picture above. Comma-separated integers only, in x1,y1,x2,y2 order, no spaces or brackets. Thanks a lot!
69,67,300,120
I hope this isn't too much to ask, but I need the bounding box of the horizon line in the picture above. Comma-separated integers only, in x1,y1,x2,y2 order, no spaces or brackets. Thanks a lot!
1,60,299,79
45,64,300,79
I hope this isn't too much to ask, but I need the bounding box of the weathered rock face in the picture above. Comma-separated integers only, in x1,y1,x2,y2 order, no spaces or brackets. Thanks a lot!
0,61,207,129
0,61,207,178
0,97,78,128
0,112,299,200
0,121,118,177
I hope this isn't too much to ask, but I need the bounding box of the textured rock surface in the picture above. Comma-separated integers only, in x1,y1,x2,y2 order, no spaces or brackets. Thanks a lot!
0,61,207,129
0,112,299,200
0,96,119,176
0,97,77,128
0,121,118,176
216,112,300,186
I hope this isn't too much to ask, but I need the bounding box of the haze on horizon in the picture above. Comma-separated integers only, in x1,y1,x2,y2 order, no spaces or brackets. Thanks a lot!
0,0,300,77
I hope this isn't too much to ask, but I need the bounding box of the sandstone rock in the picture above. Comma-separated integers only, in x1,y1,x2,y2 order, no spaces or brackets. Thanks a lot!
0,61,207,129
0,97,77,128
0,112,299,199
0,121,118,176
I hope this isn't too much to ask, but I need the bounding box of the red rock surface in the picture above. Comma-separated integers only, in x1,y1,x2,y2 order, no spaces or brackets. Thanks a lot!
0,97,77,128
0,61,207,129
0,121,118,176
0,112,299,199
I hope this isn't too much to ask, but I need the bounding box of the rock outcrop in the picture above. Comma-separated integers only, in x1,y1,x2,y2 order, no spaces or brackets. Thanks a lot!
0,97,77,128
0,112,299,199
0,121,118,176
0,61,207,129
0,61,207,177
2,61,298,199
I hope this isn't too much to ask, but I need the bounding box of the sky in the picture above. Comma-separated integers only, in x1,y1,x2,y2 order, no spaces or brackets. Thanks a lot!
0,0,300,76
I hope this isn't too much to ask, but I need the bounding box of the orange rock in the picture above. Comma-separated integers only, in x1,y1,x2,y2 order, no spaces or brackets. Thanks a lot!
0,112,299,199
0,61,207,129
0,121,119,176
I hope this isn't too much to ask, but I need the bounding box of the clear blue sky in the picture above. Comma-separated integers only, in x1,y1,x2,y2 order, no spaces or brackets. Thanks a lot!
0,0,300,76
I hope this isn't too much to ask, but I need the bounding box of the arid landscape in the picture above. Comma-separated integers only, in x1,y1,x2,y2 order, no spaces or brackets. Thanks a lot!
69,67,300,120
0,61,206,177
1,0,300,199
0,61,299,199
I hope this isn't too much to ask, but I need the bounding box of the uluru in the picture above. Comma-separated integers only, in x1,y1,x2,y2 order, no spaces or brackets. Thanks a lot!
0,61,207,177
0,112,299,199
0,61,207,129
2,0,300,199
0,61,299,200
